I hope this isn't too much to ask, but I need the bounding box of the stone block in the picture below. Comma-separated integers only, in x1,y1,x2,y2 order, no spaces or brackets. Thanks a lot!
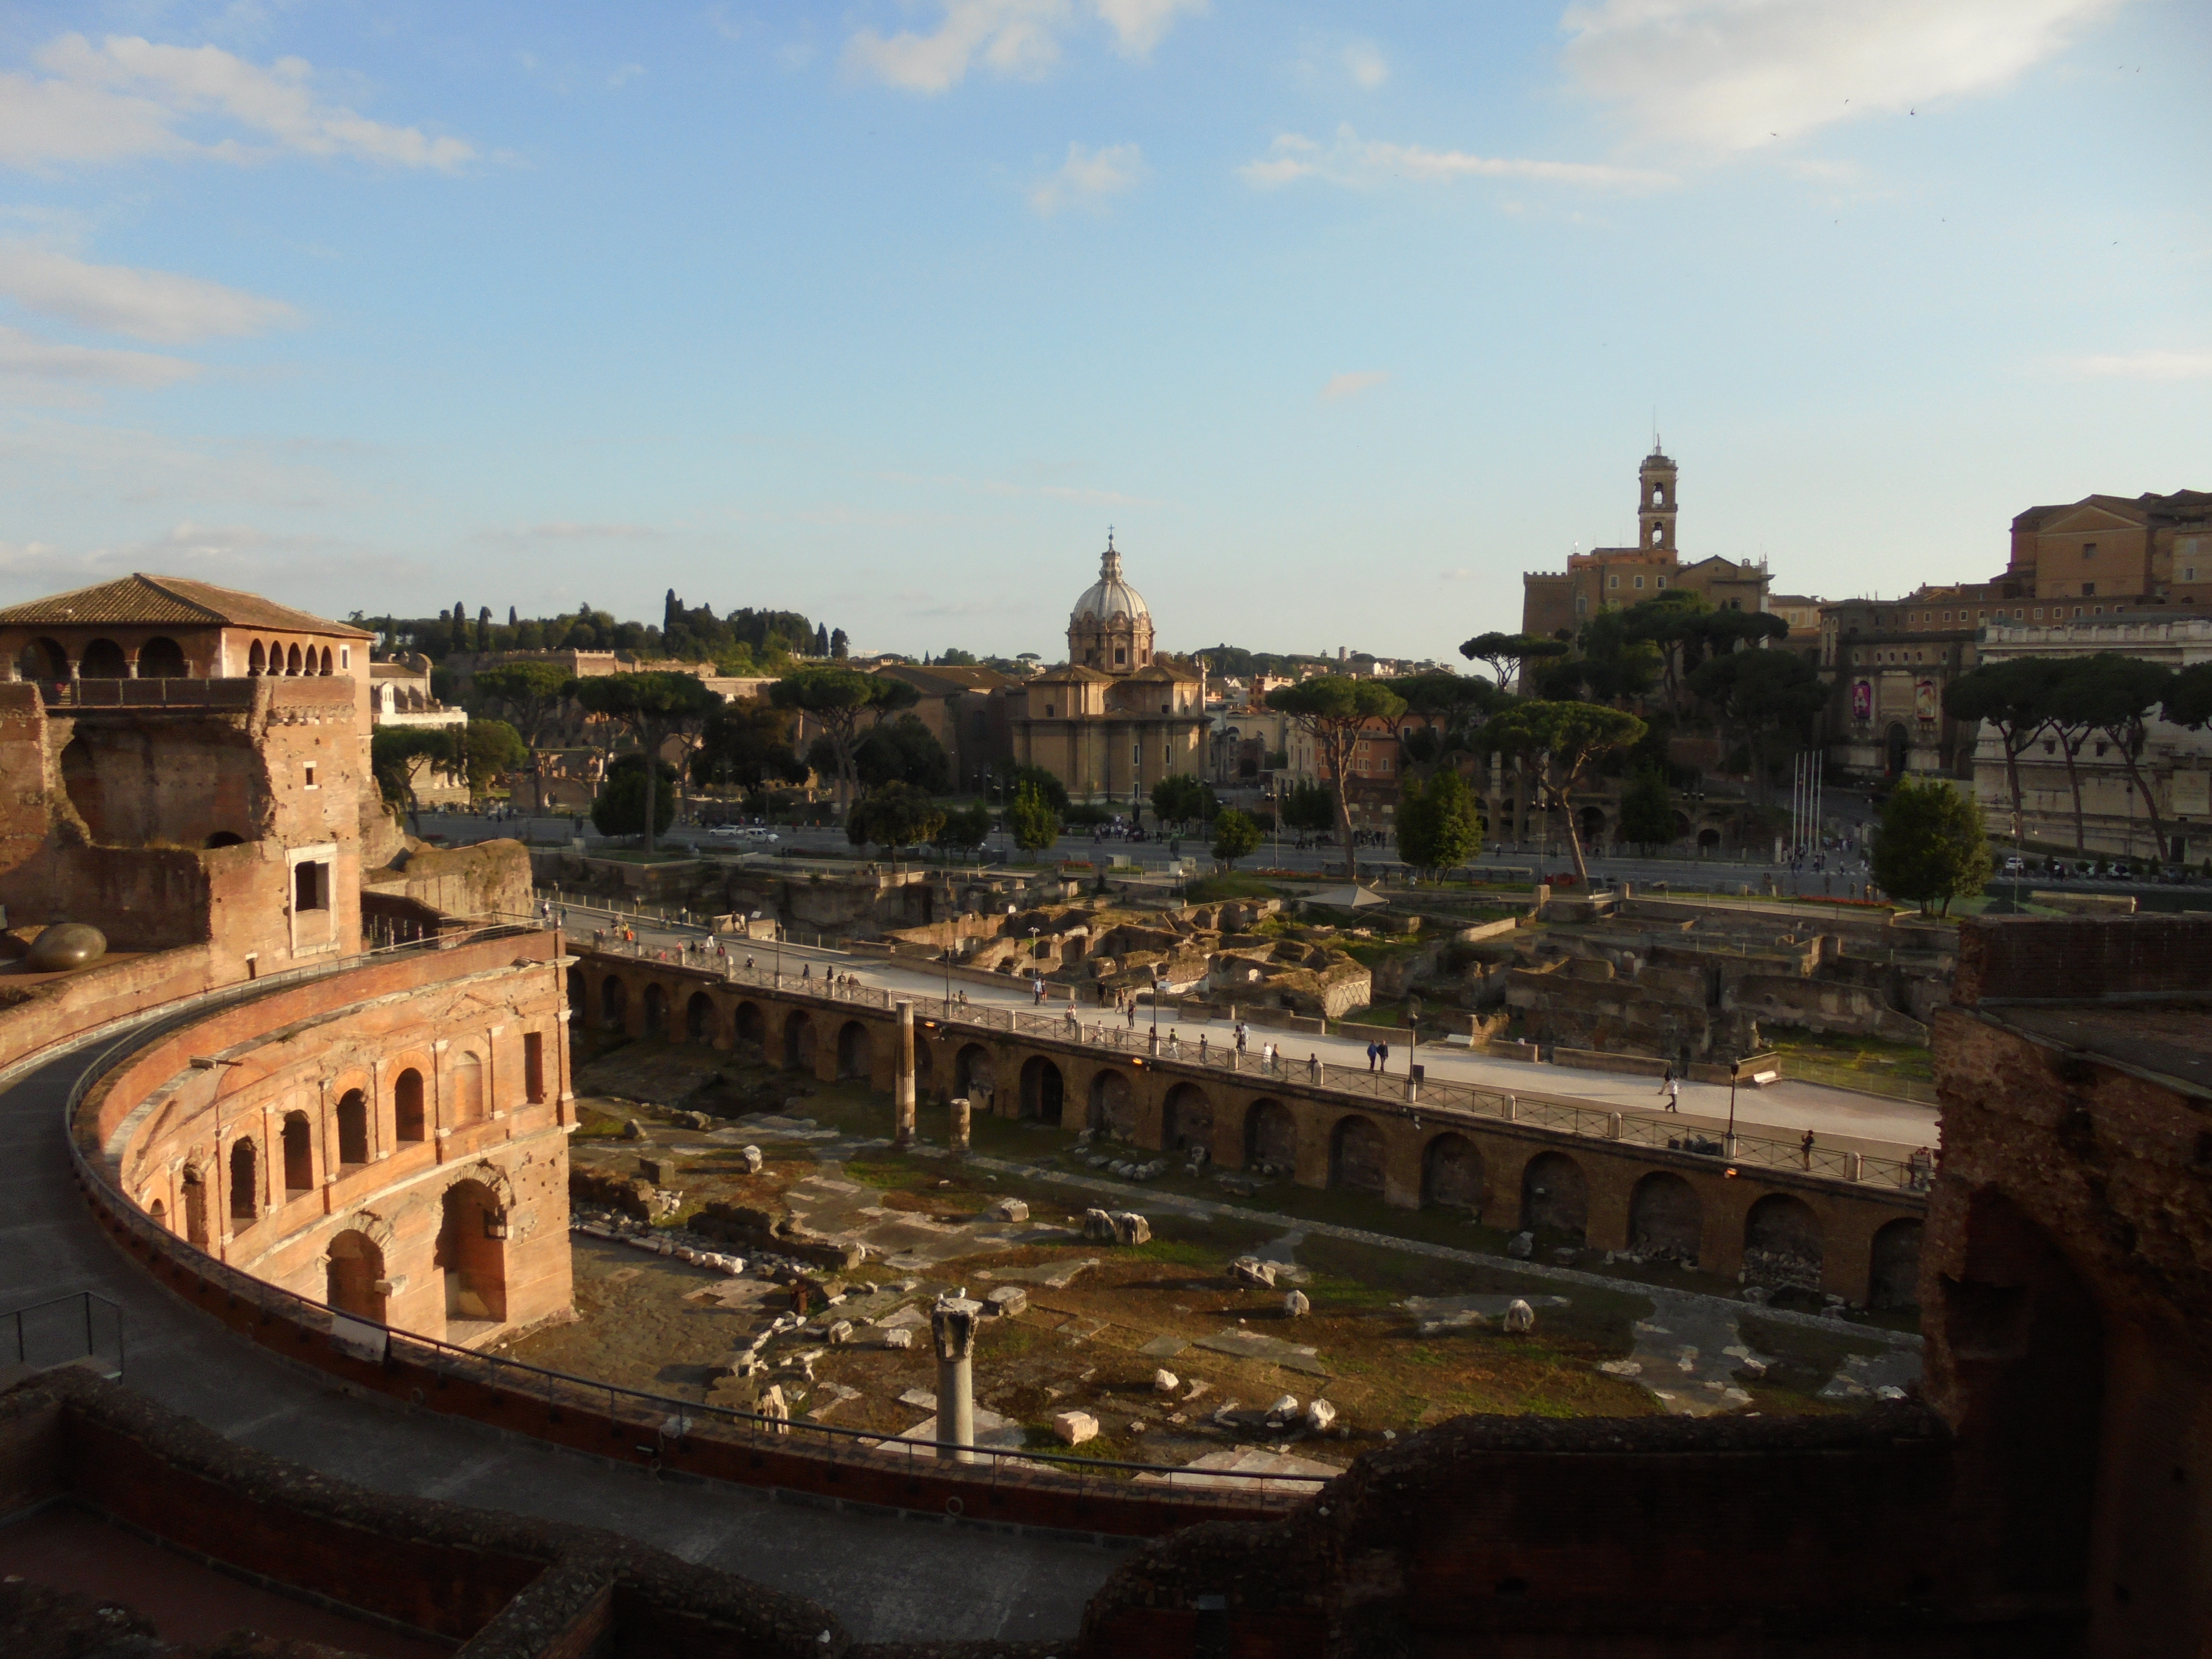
827,1320,854,1345
739,1145,764,1174
1503,1299,1535,1334
1284,1290,1310,1318
985,1286,1029,1317
1230,1256,1278,1288
1264,1394,1300,1425
1152,1369,1179,1394
1507,1231,1534,1260
994,1198,1030,1223
1082,1207,1115,1242
1051,1410,1100,1446
1304,1398,1337,1432
882,1327,915,1350
1108,1212,1150,1246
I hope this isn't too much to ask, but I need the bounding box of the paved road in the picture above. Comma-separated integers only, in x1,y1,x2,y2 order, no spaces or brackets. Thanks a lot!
0,1031,1126,1644
569,903,1939,1159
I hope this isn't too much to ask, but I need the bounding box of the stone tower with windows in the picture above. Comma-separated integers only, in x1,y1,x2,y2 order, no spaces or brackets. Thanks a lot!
1066,534,1155,675
1638,446,1679,555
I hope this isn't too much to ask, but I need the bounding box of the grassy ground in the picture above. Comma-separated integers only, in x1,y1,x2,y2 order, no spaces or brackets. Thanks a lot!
1183,874,1291,904
1761,1026,1934,1085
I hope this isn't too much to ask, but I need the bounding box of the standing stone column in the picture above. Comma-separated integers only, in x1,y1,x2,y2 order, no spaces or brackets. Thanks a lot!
930,1293,982,1463
894,1000,917,1148
948,1096,971,1154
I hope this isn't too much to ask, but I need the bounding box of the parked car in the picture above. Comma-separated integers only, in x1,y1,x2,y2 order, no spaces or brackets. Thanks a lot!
708,824,744,839
2002,855,2024,875
743,828,780,843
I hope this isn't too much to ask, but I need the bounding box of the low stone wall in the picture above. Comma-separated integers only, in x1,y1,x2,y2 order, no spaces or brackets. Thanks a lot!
1548,1045,1671,1079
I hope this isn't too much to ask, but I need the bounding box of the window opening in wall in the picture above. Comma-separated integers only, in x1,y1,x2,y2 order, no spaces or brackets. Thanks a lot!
454,1051,486,1124
2083,543,2097,559
182,1170,208,1248
303,763,317,789
2082,583,2096,598
247,641,266,676
394,1068,426,1141
281,1111,313,1194
294,861,329,913
340,647,350,669
229,1138,258,1219
337,1089,368,1165
524,1031,546,1103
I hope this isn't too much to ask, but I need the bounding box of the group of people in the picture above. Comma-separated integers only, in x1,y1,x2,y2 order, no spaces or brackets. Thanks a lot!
1363,1039,1394,1072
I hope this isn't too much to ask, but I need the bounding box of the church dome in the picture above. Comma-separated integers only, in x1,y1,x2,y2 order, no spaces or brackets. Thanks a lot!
1072,537,1149,625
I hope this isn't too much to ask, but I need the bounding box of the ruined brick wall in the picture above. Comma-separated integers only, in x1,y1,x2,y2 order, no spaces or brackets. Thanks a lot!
364,837,536,924
1953,911,2212,1005
82,930,575,1346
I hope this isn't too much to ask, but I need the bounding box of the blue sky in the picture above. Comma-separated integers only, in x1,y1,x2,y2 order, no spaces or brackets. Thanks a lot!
0,1,2205,662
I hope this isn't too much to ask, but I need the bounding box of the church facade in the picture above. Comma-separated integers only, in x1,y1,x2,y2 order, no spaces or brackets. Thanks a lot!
1006,540,1209,809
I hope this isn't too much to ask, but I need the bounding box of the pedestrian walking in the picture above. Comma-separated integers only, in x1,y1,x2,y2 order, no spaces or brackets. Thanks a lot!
1378,1042,1391,1072
1234,1023,1248,1055
1366,1042,1379,1073
1801,1128,1816,1170
1307,1052,1320,1082
1657,1066,1680,1112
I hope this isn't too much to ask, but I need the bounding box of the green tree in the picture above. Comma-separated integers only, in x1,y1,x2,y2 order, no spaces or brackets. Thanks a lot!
690,698,808,790
1687,648,1827,804
843,713,954,792
1486,699,1647,887
471,660,574,747
1006,779,1062,856
1395,768,1482,875
2056,653,2179,863
1943,657,2064,843
768,668,920,816
370,726,459,834
1265,676,1408,880
1150,772,1215,830
936,647,979,666
2165,661,2212,731
1616,769,1678,851
461,719,528,797
567,671,722,854
1458,632,1568,695
932,802,994,857
991,761,1070,814
591,756,679,839
847,781,947,858
1210,808,1264,869
1280,781,1335,834
1871,776,1990,915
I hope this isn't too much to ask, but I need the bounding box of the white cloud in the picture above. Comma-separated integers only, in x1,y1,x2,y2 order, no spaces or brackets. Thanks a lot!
0,243,297,343
0,324,198,390
1240,126,1675,191
1030,141,1143,215
473,521,671,545
843,0,1200,91
0,33,476,171
1561,0,2128,152
2062,349,2212,381
1321,370,1389,403
1094,0,1207,57
1343,40,1389,89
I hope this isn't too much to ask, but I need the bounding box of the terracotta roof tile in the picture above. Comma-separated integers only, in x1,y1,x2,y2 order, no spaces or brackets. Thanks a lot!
0,574,369,636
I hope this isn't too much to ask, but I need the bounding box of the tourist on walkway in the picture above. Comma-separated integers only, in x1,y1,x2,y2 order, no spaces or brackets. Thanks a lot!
1234,1023,1248,1055
1801,1128,1817,1169
1366,1042,1379,1073
1377,1042,1390,1073
1658,1068,1680,1112
1307,1053,1321,1082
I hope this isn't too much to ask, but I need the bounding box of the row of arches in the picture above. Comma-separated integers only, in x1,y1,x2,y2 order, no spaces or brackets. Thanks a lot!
246,639,336,677
15,634,189,681
320,1179,509,1329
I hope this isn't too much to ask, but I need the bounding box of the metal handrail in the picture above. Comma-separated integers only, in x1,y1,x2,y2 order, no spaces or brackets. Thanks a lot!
3,1290,126,1379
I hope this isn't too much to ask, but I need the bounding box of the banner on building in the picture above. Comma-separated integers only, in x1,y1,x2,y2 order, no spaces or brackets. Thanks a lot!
1851,680,1873,721
1915,679,1938,721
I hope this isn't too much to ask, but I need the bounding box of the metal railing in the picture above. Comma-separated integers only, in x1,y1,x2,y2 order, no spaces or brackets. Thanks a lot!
4,1291,125,1379
29,677,261,709
58,955,1326,1506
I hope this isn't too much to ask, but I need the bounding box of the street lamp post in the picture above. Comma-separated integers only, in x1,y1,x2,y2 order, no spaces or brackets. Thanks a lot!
1726,1057,1741,1155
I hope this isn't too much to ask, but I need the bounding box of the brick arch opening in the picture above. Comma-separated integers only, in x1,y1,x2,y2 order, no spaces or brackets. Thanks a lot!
1421,1131,1483,1213
838,1021,872,1081
182,1168,209,1248
336,1089,369,1167
733,1001,765,1046
149,1197,167,1229
1330,1114,1386,1196
327,1230,387,1324
1021,1054,1064,1125
1629,1171,1702,1263
79,637,128,679
286,643,304,675
18,636,67,681
228,1137,258,1220
687,991,716,1045
1244,1098,1297,1173
954,1042,992,1102
1162,1081,1212,1154
437,1179,507,1328
1520,1150,1587,1242
248,640,266,675
1870,1217,1922,1310
1088,1067,1136,1137
784,1011,816,1071
393,1068,426,1142
599,977,627,1032
452,1051,486,1126
642,982,667,1039
1744,1192,1823,1291
280,1111,313,1196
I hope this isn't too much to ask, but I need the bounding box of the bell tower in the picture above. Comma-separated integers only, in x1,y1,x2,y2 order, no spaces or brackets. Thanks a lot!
1638,444,1678,559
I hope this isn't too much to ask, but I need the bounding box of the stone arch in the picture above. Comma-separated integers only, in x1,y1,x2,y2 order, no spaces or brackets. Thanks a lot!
181,1167,209,1249
1161,1081,1212,1153
60,737,111,842
336,1089,369,1166
280,1110,314,1195
641,981,667,1039
1243,1098,1297,1173
148,1196,167,1229
600,976,627,1032
1578,804,1606,848
286,643,304,675
1020,1054,1065,1125
452,1051,486,1125
393,1068,427,1142
687,991,716,1045
1697,826,1721,851
1420,1132,1483,1213
18,637,67,681
1087,1067,1136,1137
1743,1192,1823,1290
1330,1114,1386,1196
1628,1171,1702,1262
437,1178,507,1326
732,1000,765,1046
784,1010,816,1070
248,640,267,675
1519,1150,1587,1241
326,1229,388,1324
228,1136,258,1220
954,1042,993,1100
837,1020,872,1081
1870,1217,1923,1310
318,646,334,675
79,638,128,678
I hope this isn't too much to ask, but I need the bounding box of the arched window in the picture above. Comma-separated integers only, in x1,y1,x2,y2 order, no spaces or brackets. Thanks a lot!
393,1068,426,1141
247,641,267,676
139,636,187,678
319,646,334,675
281,1111,314,1194
286,643,304,675
16,638,67,681
229,1137,258,1219
336,1089,369,1166
78,638,128,679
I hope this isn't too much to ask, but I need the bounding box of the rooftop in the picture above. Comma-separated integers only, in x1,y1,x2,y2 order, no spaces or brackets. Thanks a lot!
0,574,370,638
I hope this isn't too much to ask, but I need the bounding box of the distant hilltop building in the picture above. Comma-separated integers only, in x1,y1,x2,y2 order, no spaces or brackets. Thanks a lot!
1521,446,1771,637
1006,536,1209,808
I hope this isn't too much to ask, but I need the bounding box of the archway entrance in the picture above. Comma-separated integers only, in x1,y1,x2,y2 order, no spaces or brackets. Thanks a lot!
1330,1115,1385,1196
437,1180,507,1326
687,992,715,1045
228,1138,258,1221
336,1090,369,1167
1020,1055,1064,1125
733,1001,765,1047
1088,1068,1136,1138
1161,1082,1212,1154
1870,1218,1922,1310
784,1012,816,1071
1628,1171,1702,1262
600,977,627,1032
642,982,667,1038
1243,1098,1297,1173
1743,1193,1823,1291
1519,1151,1587,1242
1421,1133,1482,1213
326,1231,388,1323
394,1069,426,1142
838,1021,872,1080
955,1043,993,1105
1884,723,1910,777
